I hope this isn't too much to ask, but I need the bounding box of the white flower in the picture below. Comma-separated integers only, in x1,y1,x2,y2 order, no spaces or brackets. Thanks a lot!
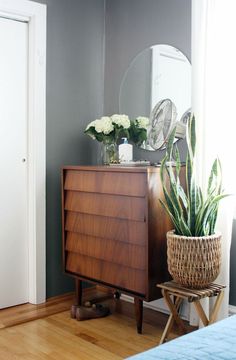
95,116,114,134
136,116,149,129
85,119,100,131
111,114,130,129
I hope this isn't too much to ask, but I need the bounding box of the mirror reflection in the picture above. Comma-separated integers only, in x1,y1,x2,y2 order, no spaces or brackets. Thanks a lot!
119,44,191,150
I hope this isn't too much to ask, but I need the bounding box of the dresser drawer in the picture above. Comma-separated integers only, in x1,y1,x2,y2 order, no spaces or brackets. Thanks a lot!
65,232,146,270
64,191,146,222
65,211,146,246
66,252,146,294
64,170,146,197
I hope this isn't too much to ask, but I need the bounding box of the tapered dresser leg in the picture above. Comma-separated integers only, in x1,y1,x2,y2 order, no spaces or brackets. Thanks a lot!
134,297,143,334
75,278,82,305
71,279,83,318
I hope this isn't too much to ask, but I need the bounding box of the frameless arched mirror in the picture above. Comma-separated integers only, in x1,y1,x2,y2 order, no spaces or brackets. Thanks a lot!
119,44,191,150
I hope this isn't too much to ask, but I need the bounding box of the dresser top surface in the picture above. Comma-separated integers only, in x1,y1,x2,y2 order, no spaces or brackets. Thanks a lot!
62,165,161,173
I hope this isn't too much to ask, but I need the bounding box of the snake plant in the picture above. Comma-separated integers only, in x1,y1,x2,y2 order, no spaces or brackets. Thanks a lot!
160,115,228,237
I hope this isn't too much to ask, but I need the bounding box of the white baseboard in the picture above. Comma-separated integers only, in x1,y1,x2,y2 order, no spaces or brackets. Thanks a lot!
121,294,189,321
229,305,236,315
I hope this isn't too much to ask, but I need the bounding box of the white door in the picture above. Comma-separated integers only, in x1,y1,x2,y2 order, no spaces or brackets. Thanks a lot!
0,17,28,308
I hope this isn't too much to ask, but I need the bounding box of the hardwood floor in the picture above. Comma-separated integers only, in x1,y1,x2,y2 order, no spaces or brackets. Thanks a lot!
0,288,196,359
0,287,108,329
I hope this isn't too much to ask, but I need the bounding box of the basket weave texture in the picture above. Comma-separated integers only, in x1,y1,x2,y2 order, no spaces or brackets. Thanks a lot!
167,230,222,289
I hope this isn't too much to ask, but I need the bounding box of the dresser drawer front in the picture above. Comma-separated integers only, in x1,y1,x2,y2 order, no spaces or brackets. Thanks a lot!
64,170,146,197
65,232,145,270
66,252,146,294
65,211,146,246
65,191,146,222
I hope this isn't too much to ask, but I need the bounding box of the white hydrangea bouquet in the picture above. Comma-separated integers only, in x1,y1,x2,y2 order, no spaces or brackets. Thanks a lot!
129,116,149,146
84,114,149,164
84,114,149,146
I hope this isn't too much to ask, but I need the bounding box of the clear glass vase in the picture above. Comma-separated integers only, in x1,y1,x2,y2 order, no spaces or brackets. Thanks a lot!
101,141,119,165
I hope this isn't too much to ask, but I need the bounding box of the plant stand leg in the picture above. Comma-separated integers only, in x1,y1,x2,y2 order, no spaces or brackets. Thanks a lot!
193,300,209,326
162,289,187,335
193,290,224,327
209,291,224,324
159,296,183,344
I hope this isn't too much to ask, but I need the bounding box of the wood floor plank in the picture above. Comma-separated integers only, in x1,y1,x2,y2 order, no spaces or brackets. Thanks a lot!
0,288,196,359
0,287,111,329
48,312,158,357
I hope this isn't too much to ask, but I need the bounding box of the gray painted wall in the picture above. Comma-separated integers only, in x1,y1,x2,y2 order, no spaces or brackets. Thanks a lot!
36,0,105,297
33,0,236,306
119,48,152,119
104,0,191,163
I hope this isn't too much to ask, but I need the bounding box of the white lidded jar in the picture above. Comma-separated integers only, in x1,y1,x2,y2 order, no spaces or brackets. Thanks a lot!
119,137,133,162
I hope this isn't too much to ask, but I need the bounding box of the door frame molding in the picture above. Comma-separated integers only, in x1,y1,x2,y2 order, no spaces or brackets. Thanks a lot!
0,0,46,304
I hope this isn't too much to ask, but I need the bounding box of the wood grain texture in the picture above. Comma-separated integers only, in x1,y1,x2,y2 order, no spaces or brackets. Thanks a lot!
146,169,172,300
0,287,105,329
65,191,146,221
64,169,146,196
65,211,146,245
0,291,196,360
61,166,183,331
157,281,226,302
66,253,146,294
65,232,145,270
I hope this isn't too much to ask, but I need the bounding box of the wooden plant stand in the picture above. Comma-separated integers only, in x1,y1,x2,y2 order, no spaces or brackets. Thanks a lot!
157,281,226,345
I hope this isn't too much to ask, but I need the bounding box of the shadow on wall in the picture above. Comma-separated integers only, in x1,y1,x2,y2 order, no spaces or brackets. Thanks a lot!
230,219,236,306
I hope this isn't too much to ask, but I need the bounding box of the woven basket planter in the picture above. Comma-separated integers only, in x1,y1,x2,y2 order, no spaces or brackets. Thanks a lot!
167,230,222,289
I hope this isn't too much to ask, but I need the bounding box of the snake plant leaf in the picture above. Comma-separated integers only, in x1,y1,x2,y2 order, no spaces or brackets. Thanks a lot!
162,185,180,221
207,158,222,197
174,145,181,176
166,126,177,161
217,158,223,193
160,154,169,184
209,203,219,235
196,193,229,236
162,165,192,236
169,180,184,217
161,180,183,219
176,178,189,210
160,115,228,237
186,114,196,159
195,195,214,235
196,185,203,213
161,165,191,235
186,151,192,200
203,203,219,236
200,194,228,236
189,176,197,235
178,217,192,236
207,159,218,195
159,199,182,234
204,222,210,236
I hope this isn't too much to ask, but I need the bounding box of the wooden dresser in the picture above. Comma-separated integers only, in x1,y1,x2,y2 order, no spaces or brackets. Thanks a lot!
61,165,172,332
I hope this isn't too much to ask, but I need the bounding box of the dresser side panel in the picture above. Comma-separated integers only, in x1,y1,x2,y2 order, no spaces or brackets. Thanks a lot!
147,169,172,301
